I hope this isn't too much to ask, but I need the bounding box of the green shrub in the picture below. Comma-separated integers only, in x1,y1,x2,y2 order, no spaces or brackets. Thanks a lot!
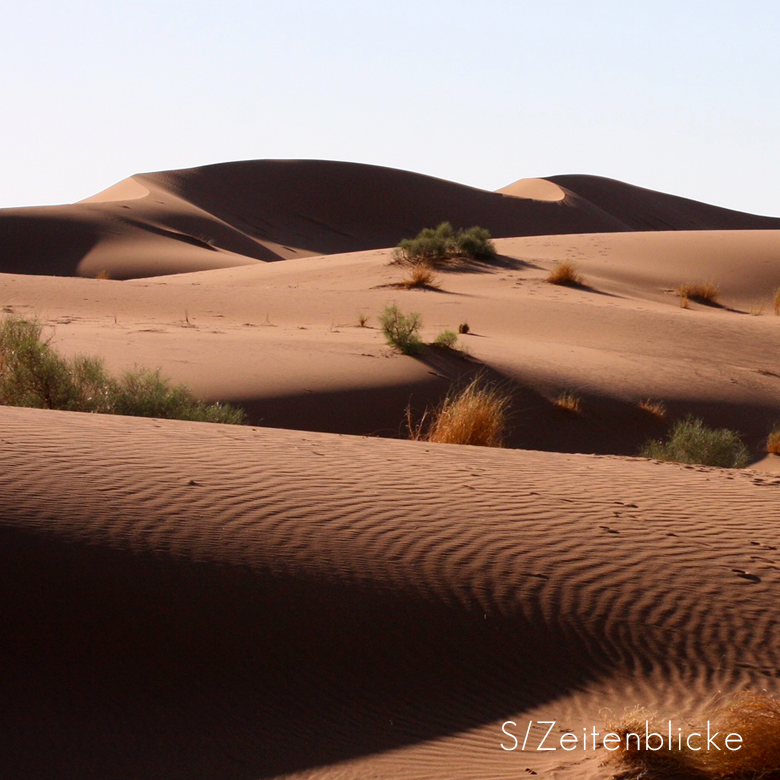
455,226,496,260
0,317,245,424
394,222,496,266
379,304,423,355
641,416,750,468
433,330,458,348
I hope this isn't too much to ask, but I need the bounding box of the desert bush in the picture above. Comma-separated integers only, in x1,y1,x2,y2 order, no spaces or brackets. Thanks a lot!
111,368,246,424
409,376,511,447
546,262,584,287
402,263,440,289
0,317,245,424
458,321,470,334
394,222,496,266
606,694,780,780
641,416,749,468
379,304,423,355
675,282,719,304
454,226,496,260
433,330,458,348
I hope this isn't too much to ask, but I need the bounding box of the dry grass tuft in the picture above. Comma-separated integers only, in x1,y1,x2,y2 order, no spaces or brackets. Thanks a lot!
606,694,780,780
749,302,765,316
554,390,582,413
638,398,667,419
546,262,585,287
767,427,780,454
774,287,780,316
402,263,440,289
675,282,719,304
408,376,511,447
95,269,112,280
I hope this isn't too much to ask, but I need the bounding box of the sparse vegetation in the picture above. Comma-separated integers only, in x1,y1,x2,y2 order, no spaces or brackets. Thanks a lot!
458,322,470,334
402,263,440,289
774,287,780,315
546,262,584,287
95,269,112,280
638,398,667,418
432,330,458,348
357,313,369,327
767,426,780,454
641,416,749,468
379,304,423,355
606,694,780,780
393,222,497,266
0,317,245,424
675,282,720,304
554,390,582,413
408,376,511,447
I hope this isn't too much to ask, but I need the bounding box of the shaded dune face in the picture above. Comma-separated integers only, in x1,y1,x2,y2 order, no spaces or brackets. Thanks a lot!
2,406,780,779
2,160,779,279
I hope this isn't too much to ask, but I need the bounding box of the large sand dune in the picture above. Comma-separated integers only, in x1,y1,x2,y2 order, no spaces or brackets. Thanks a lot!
2,161,780,779
2,160,779,278
2,406,779,779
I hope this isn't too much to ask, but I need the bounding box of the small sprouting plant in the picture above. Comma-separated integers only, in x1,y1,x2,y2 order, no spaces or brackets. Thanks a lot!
675,282,719,304
638,399,667,418
546,262,584,287
555,390,582,413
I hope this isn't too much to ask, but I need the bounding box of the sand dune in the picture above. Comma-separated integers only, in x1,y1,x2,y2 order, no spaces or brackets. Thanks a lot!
2,160,779,279
2,405,779,779
2,226,779,463
2,160,780,778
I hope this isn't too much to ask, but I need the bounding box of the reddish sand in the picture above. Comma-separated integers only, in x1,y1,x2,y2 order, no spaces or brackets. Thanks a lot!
1,161,780,779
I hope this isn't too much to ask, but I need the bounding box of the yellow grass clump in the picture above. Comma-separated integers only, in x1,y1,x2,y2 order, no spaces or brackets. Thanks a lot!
555,390,582,413
767,427,780,454
605,694,780,780
409,377,511,447
402,263,440,289
546,261,584,287
638,398,667,418
675,282,719,304
95,269,112,280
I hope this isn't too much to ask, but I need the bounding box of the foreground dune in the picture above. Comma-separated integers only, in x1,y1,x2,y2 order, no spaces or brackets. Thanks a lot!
2,405,779,779
2,160,779,278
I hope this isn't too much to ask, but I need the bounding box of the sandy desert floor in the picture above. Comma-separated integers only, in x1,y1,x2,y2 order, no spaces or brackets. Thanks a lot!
1,161,780,779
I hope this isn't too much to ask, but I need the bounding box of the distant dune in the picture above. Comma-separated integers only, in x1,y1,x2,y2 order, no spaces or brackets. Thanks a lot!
1,160,779,278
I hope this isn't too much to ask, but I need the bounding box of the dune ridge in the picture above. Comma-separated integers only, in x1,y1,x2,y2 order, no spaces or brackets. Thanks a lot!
2,160,779,279
2,405,780,779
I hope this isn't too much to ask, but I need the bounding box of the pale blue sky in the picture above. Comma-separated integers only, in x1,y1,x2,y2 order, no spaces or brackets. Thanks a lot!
2,1,778,215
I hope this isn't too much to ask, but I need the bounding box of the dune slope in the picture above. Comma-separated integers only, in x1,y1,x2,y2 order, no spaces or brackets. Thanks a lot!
1,405,780,779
